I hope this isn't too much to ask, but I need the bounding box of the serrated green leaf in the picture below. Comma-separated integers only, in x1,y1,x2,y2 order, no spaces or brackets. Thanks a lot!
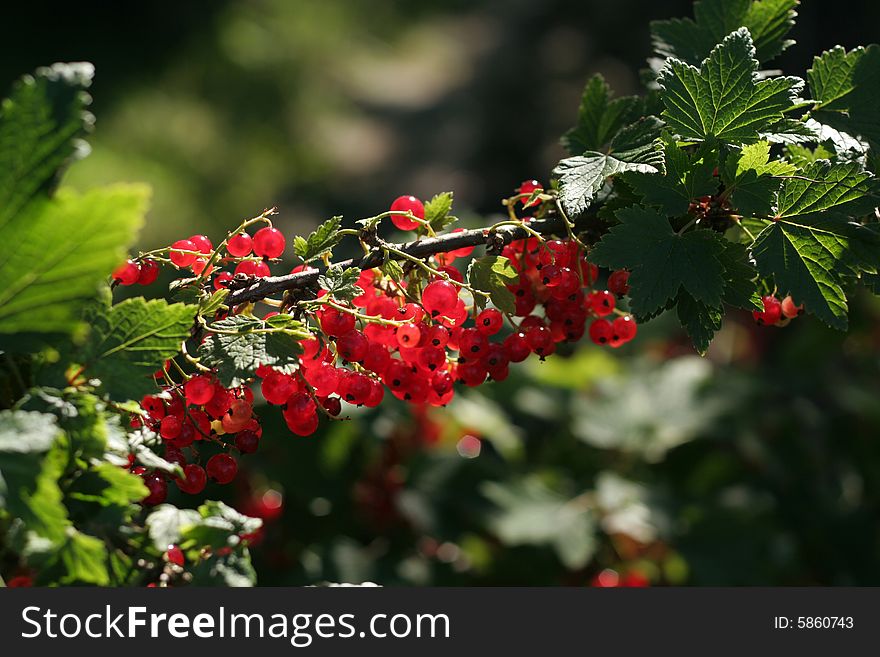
721,141,795,217
467,255,519,314
380,257,405,282
561,74,644,155
651,0,798,65
106,426,183,477
718,240,762,310
657,28,802,144
590,206,726,318
199,314,307,387
199,288,229,317
319,266,362,303
294,216,342,263
785,143,834,168
424,192,457,230
56,529,109,585
0,62,94,229
0,185,148,344
554,116,665,217
627,134,718,216
145,504,202,551
82,298,196,401
774,160,876,220
809,44,880,149
181,500,262,551
762,117,820,144
676,291,722,354
189,549,257,587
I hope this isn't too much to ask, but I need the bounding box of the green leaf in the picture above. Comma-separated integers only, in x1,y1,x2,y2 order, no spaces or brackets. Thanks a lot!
785,143,834,168
180,500,262,551
676,291,722,355
762,117,821,144
145,504,202,551
554,116,665,217
424,192,457,231
294,216,343,263
482,476,596,570
651,0,798,65
561,74,644,155
189,549,257,587
0,412,68,542
199,314,307,387
56,529,109,586
774,160,876,220
82,297,196,401
657,28,802,144
467,255,519,314
0,185,148,343
85,463,148,507
380,257,405,282
721,141,795,217
590,206,726,318
809,44,880,149
318,265,362,303
751,213,880,329
0,62,94,228
105,425,183,477
627,134,718,216
198,288,229,317
718,240,762,310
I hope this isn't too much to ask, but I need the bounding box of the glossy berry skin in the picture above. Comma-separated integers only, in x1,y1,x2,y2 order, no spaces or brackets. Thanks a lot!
261,371,298,405
252,227,286,258
170,239,198,268
518,179,543,207
142,473,167,505
525,325,553,357
165,544,185,567
753,295,782,326
422,280,459,318
320,307,356,337
607,269,630,296
396,323,421,349
113,260,141,286
458,328,489,360
227,232,253,257
322,396,343,417
137,259,160,285
184,375,215,406
390,195,425,231
235,429,260,454
612,315,638,343
589,290,616,317
336,330,369,363
206,453,238,484
189,234,213,254
589,318,613,345
476,308,503,335
503,332,531,362
176,464,207,494
159,415,182,440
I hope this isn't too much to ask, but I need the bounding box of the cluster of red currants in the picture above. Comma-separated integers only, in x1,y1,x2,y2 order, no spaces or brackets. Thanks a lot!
119,182,641,501
132,374,261,505
752,294,803,326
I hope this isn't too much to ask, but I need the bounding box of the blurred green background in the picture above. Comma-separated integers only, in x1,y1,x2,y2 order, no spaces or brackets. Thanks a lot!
4,0,880,585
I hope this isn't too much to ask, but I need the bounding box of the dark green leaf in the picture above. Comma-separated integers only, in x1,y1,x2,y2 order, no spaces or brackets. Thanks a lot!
294,216,343,263
676,291,722,354
721,141,795,217
318,265,362,303
561,74,644,155
424,192,457,230
467,255,519,314
657,28,802,144
145,504,201,551
774,160,876,220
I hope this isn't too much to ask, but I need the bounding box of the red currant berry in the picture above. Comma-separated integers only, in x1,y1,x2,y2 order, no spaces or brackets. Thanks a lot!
612,315,638,343
137,259,160,285
159,415,182,440
390,195,425,231
589,319,613,345
320,307,356,337
422,280,459,318
227,232,253,257
261,370,299,405
525,325,554,357
396,322,422,349
321,396,343,417
336,329,369,363
252,227,286,258
518,179,543,207
176,463,207,494
170,239,198,268
753,295,782,326
476,308,503,335
503,331,531,362
184,375,215,406
781,295,803,319
112,260,141,286
189,234,213,254
589,290,616,317
142,473,167,505
214,271,233,290
164,544,185,567
607,269,631,296
206,453,238,484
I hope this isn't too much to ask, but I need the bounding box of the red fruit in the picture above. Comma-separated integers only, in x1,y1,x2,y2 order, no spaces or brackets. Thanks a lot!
457,361,487,387
321,396,343,416
304,362,340,397
476,308,503,335
396,322,422,349
286,412,319,436
164,545,185,567
222,399,253,433
418,346,447,372
176,464,207,494
142,473,167,505
337,329,369,363
612,315,638,343
503,331,531,362
607,269,631,296
141,395,166,420
188,234,213,254
589,319,613,345
113,260,141,286
235,429,260,454
206,453,238,484
261,370,299,405
518,179,543,206
6,575,34,587
184,375,215,406
621,571,650,587
753,295,782,326
159,415,182,440
320,307,356,337
137,259,160,285
589,290,616,317
422,280,459,318
205,385,233,418
423,325,450,348
389,195,425,231
191,257,213,276
458,328,489,360
339,371,372,405
214,271,233,290
227,232,253,257
170,239,198,268
364,379,385,407
252,227,286,258
446,228,475,259
284,391,317,423
525,325,554,357
781,295,803,319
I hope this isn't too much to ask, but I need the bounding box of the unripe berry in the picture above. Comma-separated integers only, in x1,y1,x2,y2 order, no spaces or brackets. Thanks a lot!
781,295,803,319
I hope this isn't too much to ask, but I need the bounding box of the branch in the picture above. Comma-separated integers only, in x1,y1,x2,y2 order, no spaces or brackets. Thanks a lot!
226,214,578,306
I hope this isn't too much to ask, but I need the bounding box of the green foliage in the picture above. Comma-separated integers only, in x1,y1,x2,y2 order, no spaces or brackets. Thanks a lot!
293,215,342,263
82,298,196,401
199,313,308,386
318,265,362,303
424,192,457,231
651,0,798,65
467,255,519,314
657,29,802,144
561,74,645,156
